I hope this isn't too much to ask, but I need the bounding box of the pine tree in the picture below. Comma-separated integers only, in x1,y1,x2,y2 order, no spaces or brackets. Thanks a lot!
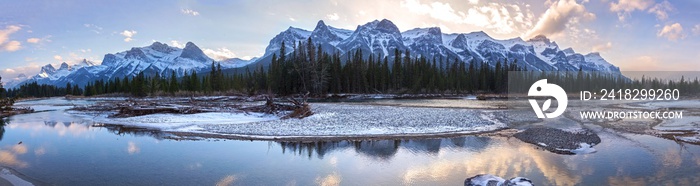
0,75,5,99
0,75,11,112
169,70,178,94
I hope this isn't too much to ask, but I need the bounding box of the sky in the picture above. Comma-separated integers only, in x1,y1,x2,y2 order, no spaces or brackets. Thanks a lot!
1,0,699,83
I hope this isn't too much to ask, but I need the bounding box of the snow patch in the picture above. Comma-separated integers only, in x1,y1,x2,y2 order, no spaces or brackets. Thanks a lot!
92,112,279,131
569,143,597,154
0,168,34,186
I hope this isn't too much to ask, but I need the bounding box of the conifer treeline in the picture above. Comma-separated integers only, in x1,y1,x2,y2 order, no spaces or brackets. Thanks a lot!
267,38,521,95
77,38,523,97
0,76,13,112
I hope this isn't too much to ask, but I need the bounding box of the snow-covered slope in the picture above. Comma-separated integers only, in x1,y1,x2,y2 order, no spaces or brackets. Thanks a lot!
8,42,221,88
5,59,97,88
337,19,407,59
255,19,620,73
7,19,621,89
402,27,460,61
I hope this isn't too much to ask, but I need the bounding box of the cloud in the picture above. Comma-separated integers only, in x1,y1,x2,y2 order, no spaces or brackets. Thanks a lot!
315,172,342,186
609,0,673,21
657,23,684,41
0,63,42,81
120,30,137,42
610,0,652,13
618,55,695,71
0,25,22,52
84,24,103,34
171,40,246,61
181,8,200,16
127,141,140,155
524,0,595,39
170,40,185,48
648,1,673,20
216,175,237,186
26,38,40,43
203,47,238,61
592,42,612,52
0,25,21,44
468,0,479,4
53,55,63,61
3,41,21,52
326,13,340,21
401,0,462,23
400,0,534,35
289,17,296,22
692,24,700,35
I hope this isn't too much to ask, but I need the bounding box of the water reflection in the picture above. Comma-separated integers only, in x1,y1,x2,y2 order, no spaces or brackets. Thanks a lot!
3,98,700,185
100,125,171,140
215,175,238,186
0,117,8,141
278,136,491,160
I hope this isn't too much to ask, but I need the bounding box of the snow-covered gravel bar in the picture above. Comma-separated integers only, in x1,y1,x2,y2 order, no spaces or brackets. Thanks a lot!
87,102,506,138
200,103,505,137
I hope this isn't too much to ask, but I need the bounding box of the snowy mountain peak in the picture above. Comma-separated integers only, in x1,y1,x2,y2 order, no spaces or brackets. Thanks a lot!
59,62,70,71
78,59,95,67
37,64,57,78
450,34,468,48
402,27,443,46
401,27,457,60
40,64,56,75
563,47,575,55
125,47,148,60
8,19,622,90
528,35,551,44
314,20,328,31
285,27,310,37
7,41,221,89
180,42,209,62
255,19,618,74
311,20,340,42
376,19,400,34
260,26,312,60
465,31,494,40
427,27,441,35
102,54,118,66
585,52,601,58
17,73,26,78
403,27,442,37
336,19,406,58
149,41,177,53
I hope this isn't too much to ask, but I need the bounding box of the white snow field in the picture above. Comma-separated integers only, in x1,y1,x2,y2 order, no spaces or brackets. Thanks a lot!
200,103,506,137
85,102,506,138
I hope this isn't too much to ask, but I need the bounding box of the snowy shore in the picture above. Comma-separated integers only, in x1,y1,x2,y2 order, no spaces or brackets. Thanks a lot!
81,102,507,139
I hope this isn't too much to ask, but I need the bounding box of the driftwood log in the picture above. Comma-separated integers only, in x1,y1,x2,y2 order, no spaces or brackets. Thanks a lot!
244,93,313,119
0,107,34,118
282,93,313,119
111,106,205,118
74,94,314,119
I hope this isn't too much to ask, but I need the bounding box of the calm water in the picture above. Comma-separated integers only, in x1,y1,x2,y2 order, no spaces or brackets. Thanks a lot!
0,98,699,185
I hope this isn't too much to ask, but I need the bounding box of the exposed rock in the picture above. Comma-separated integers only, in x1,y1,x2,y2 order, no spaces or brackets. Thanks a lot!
514,127,600,155
464,174,533,186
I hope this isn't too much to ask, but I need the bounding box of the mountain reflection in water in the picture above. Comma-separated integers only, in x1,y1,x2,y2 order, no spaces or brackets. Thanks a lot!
278,136,491,160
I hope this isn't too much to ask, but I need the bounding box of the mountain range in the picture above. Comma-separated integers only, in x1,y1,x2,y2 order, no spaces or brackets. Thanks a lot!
4,19,619,89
